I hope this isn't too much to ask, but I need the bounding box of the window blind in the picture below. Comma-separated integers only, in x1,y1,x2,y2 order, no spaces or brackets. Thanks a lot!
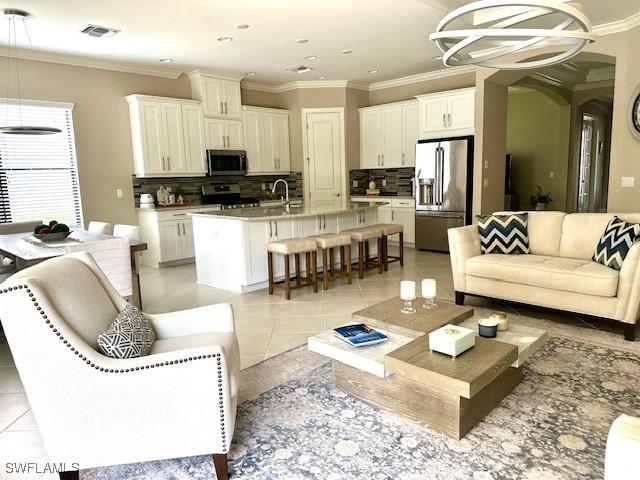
0,100,83,228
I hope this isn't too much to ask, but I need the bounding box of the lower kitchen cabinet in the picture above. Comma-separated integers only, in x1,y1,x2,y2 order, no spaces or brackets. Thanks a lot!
353,197,415,245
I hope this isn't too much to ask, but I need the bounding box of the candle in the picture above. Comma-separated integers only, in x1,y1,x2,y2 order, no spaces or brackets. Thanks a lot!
422,279,437,298
400,280,416,300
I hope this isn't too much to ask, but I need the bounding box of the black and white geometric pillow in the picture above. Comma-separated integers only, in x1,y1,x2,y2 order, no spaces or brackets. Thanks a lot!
593,216,639,270
477,213,530,255
97,303,155,358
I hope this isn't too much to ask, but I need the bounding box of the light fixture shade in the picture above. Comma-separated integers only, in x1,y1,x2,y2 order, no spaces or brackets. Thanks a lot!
0,126,62,135
429,0,597,70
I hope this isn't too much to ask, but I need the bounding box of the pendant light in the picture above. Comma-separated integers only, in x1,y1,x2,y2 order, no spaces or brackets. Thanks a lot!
1,9,61,135
429,0,597,70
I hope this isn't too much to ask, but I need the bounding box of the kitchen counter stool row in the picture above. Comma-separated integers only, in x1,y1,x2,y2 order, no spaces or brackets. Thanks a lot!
267,223,404,300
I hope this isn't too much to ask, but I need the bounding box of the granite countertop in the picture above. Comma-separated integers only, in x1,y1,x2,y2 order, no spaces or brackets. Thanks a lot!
136,204,220,212
190,201,388,221
350,195,415,200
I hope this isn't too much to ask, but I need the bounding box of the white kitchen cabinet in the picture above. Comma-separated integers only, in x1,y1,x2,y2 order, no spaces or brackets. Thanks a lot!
127,95,207,177
159,220,187,262
242,106,291,175
204,118,244,150
189,72,242,120
351,197,415,245
359,100,419,169
416,87,475,138
244,218,295,283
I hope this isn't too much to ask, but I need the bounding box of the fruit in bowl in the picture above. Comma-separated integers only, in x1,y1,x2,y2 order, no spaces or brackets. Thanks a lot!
34,221,71,241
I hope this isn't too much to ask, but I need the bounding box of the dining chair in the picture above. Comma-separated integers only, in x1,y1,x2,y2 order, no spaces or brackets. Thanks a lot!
113,224,141,241
0,220,43,279
87,221,114,235
65,237,132,297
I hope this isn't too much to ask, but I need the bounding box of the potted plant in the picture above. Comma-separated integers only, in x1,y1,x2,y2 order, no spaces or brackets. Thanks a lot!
530,186,553,211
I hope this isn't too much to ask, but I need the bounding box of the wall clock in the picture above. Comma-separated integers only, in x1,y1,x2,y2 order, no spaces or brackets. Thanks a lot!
630,86,640,140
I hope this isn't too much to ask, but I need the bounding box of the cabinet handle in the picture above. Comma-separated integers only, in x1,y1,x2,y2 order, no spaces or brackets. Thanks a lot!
176,223,180,236
274,221,278,237
323,215,326,229
167,156,171,170
401,153,405,166
182,223,186,235
227,135,230,147
274,158,277,169
392,210,395,221
443,113,446,127
220,101,224,114
318,216,321,230
381,154,384,166
268,221,272,237
448,113,451,127
224,101,228,115
161,156,165,170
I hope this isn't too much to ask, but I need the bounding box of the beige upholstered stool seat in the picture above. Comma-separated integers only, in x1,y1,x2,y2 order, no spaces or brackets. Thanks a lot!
377,223,404,236
267,238,317,255
343,226,383,242
307,233,352,249
342,226,383,278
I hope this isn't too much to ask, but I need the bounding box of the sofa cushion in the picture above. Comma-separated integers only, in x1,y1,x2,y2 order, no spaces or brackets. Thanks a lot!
593,216,640,270
97,303,155,358
477,213,529,254
466,254,619,297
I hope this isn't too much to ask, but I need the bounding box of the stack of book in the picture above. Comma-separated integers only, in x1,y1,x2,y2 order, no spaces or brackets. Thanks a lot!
333,324,388,347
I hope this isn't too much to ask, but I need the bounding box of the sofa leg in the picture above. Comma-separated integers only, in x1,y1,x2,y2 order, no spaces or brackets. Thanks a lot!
455,291,465,306
624,324,637,342
59,471,79,480
212,453,229,480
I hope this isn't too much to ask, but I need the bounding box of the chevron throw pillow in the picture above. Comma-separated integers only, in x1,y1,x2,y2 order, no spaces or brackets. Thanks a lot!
593,216,639,270
477,213,530,254
97,303,155,358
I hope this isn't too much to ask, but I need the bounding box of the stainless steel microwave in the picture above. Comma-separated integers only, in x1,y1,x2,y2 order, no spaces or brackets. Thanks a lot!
207,150,247,176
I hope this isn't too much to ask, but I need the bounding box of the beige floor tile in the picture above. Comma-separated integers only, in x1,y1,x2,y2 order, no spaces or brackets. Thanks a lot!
277,302,324,317
0,394,29,431
322,301,369,315
234,316,276,335
273,315,324,334
287,290,324,303
241,355,266,370
0,368,24,394
237,333,271,357
323,314,355,330
0,431,48,478
321,289,365,302
232,303,282,318
266,333,312,357
0,343,14,367
5,409,37,432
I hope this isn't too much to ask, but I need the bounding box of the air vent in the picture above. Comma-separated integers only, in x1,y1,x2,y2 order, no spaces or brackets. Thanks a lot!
80,24,120,38
285,65,313,74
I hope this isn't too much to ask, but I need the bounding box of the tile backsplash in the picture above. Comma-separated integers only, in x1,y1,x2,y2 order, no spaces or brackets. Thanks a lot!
132,172,303,207
350,167,415,196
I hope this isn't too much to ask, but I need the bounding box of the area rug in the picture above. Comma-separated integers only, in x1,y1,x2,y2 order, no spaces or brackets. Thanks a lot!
84,335,640,480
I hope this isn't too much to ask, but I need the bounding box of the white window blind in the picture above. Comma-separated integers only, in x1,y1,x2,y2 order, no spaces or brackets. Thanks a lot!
0,100,83,227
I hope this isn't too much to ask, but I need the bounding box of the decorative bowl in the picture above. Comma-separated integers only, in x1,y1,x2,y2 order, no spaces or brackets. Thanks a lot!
33,231,72,242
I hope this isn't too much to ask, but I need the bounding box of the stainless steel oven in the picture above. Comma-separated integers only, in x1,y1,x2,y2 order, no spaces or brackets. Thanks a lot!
207,150,247,176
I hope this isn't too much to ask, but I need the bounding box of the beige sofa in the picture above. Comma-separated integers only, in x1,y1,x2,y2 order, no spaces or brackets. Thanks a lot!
448,212,640,340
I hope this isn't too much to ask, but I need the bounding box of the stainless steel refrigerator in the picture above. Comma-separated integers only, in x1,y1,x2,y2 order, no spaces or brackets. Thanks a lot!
414,136,474,252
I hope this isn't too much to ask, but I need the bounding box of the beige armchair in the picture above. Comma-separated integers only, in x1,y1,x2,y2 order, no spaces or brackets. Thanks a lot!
0,253,239,480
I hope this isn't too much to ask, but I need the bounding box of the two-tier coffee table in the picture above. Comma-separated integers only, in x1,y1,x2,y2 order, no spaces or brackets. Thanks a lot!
308,297,547,440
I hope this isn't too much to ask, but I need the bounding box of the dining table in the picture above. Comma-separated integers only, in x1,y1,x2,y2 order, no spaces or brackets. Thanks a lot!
0,230,148,309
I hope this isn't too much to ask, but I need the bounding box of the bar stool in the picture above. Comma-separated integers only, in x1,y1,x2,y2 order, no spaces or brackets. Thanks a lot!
267,238,318,300
307,233,352,290
343,226,384,279
374,223,404,271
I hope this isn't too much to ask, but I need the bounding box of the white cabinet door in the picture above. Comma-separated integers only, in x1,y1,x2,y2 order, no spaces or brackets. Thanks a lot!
204,118,225,149
181,104,207,174
448,91,475,130
245,222,269,285
298,217,320,237
161,102,186,173
394,209,416,244
221,80,242,119
202,77,224,117
260,114,277,172
159,220,183,262
225,120,244,149
360,109,382,169
138,101,165,174
322,214,338,234
379,206,393,224
420,95,449,134
381,107,403,168
274,114,290,172
402,103,419,167
180,219,195,258
243,110,263,174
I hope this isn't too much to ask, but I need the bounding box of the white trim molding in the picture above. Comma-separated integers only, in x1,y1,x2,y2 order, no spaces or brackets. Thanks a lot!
241,79,368,93
573,79,616,92
593,10,640,36
0,97,75,109
367,66,477,91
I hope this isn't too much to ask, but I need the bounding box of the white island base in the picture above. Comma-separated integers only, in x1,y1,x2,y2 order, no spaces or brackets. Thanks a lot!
191,203,383,293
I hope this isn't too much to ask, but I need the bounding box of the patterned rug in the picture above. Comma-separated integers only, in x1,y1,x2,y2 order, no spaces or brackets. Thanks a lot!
84,335,640,480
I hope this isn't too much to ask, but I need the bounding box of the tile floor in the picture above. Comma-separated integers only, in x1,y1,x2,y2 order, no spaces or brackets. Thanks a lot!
0,246,630,478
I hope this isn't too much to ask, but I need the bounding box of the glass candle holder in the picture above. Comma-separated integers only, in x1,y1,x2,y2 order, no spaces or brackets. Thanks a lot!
421,279,438,310
400,280,417,314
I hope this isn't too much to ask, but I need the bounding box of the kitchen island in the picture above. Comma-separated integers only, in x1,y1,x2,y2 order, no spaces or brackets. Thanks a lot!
191,202,384,293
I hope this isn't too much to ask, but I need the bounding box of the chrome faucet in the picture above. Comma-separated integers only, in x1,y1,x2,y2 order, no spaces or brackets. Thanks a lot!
272,179,290,211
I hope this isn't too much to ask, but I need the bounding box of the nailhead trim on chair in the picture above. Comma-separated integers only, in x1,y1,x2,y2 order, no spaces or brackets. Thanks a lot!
1,284,229,452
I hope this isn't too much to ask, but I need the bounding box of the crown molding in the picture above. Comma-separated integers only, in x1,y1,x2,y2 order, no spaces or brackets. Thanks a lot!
241,79,368,93
573,79,615,92
367,65,477,91
0,47,183,79
593,10,640,36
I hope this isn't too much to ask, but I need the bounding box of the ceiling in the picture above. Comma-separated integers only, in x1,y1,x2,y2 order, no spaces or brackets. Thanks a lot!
1,0,639,85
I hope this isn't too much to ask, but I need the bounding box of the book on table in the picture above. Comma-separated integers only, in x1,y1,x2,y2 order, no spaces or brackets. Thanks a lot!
333,324,388,347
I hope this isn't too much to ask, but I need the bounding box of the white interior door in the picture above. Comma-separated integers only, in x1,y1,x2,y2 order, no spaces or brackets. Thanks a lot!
303,109,346,210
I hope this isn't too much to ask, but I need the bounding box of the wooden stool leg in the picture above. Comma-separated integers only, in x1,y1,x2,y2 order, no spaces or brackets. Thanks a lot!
377,237,383,273
383,235,389,271
311,250,318,293
322,248,329,291
399,232,404,266
268,252,274,295
329,248,335,277
284,254,291,300
358,241,364,279
305,252,311,282
365,240,370,266
295,253,301,287
340,246,346,273
346,244,352,284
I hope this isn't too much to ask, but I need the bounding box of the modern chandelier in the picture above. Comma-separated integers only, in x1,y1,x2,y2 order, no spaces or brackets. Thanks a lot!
429,0,597,70
1,9,61,135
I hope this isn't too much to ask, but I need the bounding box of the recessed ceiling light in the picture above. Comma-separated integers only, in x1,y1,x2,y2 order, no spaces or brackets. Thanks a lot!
244,72,256,77
304,55,318,60
368,69,379,74
217,36,233,43
317,75,326,80
236,24,250,29
159,58,174,63
341,49,352,54
296,38,309,44
285,65,313,74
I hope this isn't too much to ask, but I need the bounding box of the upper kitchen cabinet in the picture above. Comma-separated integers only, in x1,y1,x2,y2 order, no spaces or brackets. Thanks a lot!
359,100,419,169
204,118,244,150
126,95,207,177
189,71,242,120
416,87,475,139
242,106,291,175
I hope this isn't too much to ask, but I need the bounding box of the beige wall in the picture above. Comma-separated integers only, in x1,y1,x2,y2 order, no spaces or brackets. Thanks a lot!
345,88,370,171
506,90,571,211
0,57,191,226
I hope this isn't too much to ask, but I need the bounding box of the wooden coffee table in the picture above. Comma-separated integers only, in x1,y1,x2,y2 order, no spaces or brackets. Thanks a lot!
309,298,546,440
